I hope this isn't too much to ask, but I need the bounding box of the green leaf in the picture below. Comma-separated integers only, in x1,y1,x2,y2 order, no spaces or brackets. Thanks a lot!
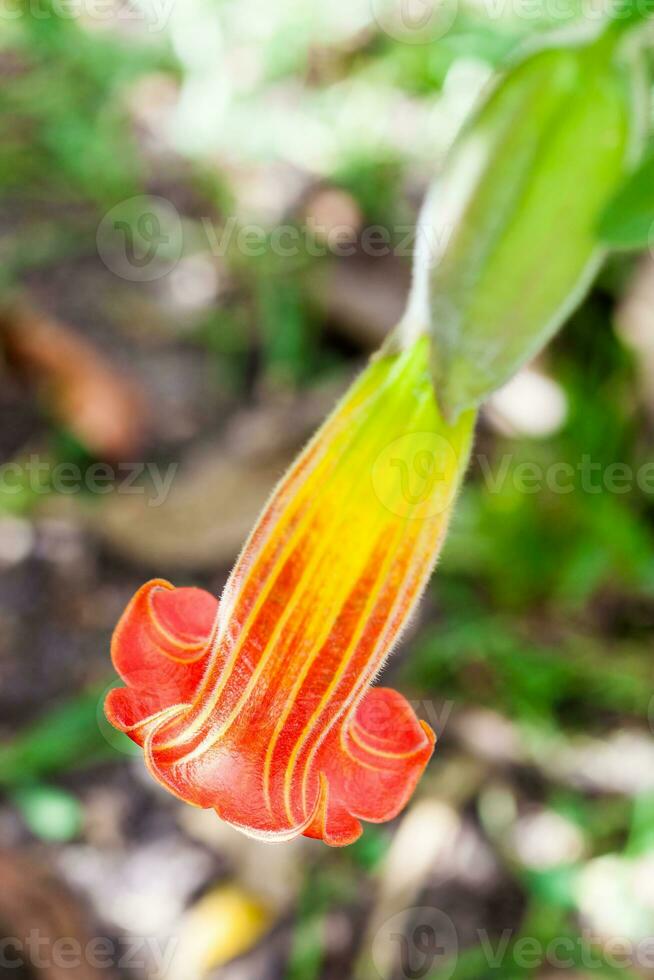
598,153,654,249
0,686,118,785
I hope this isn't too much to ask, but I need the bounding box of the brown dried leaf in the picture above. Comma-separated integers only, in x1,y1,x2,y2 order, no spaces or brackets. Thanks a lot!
0,301,147,459
0,849,115,980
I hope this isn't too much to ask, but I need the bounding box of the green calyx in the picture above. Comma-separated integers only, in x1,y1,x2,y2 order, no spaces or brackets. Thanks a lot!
404,25,649,421
606,0,654,34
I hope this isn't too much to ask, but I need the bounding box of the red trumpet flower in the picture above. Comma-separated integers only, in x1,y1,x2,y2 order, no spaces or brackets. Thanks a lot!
105,338,474,845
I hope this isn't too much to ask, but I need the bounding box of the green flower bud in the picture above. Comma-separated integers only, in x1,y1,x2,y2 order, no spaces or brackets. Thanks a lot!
401,27,649,420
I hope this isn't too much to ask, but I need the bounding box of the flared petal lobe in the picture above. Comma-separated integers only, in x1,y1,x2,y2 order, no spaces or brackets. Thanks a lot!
105,580,218,743
105,337,475,844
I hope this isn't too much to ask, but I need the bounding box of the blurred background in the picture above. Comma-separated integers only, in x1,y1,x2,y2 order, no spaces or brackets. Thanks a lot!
1,0,654,978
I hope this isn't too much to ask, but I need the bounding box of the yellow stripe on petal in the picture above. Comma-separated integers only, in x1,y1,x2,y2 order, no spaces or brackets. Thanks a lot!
106,336,476,845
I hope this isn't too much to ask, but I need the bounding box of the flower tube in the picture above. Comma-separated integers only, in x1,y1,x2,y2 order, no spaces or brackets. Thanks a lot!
105,336,474,845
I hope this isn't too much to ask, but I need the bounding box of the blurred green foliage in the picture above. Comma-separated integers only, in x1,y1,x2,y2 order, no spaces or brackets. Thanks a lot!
600,149,654,249
0,0,162,204
0,3,653,979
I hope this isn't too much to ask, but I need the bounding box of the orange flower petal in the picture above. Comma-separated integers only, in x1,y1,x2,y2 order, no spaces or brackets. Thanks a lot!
106,579,218,744
105,338,475,844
